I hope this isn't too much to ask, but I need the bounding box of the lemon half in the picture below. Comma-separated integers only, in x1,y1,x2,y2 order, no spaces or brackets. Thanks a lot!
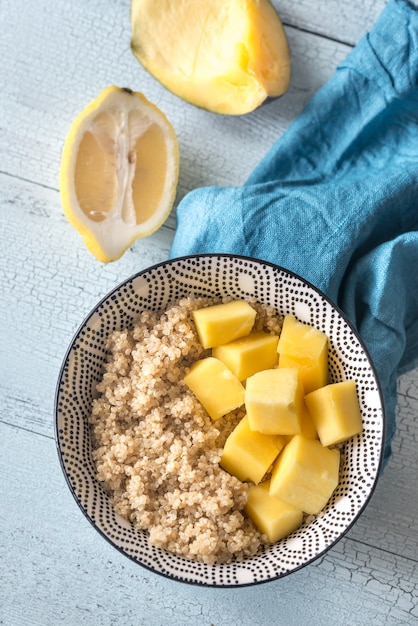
60,86,179,262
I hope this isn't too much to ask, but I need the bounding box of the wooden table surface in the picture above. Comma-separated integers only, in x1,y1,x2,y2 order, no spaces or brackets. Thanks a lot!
1,1,418,624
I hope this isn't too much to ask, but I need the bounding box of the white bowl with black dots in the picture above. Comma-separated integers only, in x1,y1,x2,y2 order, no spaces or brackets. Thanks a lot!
55,254,385,587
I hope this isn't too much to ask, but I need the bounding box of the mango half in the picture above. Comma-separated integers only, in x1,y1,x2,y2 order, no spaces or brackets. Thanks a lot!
130,0,291,115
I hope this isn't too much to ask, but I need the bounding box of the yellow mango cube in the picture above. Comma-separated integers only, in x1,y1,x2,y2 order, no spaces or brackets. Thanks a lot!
220,415,286,484
212,331,279,380
192,300,256,348
269,435,340,514
305,380,363,446
184,357,245,420
245,480,303,543
277,315,328,393
300,402,318,440
245,368,304,435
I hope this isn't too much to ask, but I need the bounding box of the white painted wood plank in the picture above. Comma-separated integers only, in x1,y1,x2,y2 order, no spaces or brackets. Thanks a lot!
1,422,417,626
275,0,388,45
347,370,418,562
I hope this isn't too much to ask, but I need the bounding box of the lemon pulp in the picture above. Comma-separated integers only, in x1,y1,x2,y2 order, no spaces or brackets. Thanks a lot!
60,86,179,262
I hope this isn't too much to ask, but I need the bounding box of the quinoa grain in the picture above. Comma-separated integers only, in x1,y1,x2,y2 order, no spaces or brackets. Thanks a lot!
89,297,282,564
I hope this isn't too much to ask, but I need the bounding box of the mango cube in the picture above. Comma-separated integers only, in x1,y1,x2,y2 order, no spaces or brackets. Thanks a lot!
220,415,285,484
300,402,318,440
269,435,340,514
277,315,328,393
192,300,256,349
245,368,304,435
184,357,244,420
245,480,303,543
305,380,363,446
212,331,279,380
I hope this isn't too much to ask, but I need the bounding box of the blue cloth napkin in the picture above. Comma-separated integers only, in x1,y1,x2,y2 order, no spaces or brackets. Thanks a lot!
169,0,418,466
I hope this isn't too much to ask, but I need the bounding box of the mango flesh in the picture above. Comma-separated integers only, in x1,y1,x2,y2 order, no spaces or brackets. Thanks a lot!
220,415,286,484
130,0,291,115
305,380,363,446
192,300,256,349
245,368,304,435
277,316,329,394
184,356,245,420
299,402,318,440
245,480,303,543
181,301,361,543
213,330,279,380
269,435,340,514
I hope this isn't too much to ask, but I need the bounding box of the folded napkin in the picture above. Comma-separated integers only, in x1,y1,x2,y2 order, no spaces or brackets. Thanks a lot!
170,0,418,466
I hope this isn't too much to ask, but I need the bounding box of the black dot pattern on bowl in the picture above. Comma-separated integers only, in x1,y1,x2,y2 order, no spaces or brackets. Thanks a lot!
55,254,385,588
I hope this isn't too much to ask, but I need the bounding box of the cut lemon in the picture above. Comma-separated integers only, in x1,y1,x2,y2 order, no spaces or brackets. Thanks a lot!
60,85,179,262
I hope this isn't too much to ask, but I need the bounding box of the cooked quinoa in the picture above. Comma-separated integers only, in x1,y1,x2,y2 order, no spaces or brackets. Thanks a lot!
89,297,283,564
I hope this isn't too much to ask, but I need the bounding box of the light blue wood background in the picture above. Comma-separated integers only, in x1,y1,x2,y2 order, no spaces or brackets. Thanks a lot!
1,0,417,624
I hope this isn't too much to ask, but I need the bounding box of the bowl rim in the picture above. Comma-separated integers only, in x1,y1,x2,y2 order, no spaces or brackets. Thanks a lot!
54,253,386,587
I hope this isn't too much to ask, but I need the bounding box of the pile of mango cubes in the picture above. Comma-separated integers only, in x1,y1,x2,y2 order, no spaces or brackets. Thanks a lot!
184,300,363,543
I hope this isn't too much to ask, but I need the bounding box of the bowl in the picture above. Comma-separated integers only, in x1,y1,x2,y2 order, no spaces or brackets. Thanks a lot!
55,254,385,587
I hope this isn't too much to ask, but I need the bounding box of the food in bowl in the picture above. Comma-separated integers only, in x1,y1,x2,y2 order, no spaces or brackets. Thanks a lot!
55,255,384,586
89,296,363,564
